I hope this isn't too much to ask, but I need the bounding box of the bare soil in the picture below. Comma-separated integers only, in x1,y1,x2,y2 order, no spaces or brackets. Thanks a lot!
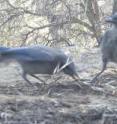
0,48,117,124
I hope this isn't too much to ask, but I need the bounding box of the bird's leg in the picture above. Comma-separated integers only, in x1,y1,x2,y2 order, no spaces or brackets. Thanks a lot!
91,58,108,84
22,72,33,86
30,74,46,85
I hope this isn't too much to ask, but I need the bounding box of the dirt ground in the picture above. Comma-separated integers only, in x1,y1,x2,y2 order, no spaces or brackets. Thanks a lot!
0,48,117,124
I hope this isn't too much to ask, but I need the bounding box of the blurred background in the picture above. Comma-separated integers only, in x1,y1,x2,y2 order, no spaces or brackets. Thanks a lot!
0,0,115,50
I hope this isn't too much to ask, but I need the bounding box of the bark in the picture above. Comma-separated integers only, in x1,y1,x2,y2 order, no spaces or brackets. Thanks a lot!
112,0,117,14
83,0,102,45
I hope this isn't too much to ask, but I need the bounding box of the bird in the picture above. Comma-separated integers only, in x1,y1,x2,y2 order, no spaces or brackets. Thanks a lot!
105,13,117,23
0,45,79,85
91,12,117,83
0,46,10,52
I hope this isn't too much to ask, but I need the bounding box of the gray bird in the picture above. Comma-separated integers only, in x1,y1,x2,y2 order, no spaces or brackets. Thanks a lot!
0,46,79,85
0,46,10,51
91,13,117,83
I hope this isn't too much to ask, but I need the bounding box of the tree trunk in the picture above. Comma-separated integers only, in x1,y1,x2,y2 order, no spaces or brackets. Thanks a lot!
83,0,102,46
112,0,117,14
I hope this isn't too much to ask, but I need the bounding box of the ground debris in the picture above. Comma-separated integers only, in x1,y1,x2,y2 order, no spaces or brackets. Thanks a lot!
0,48,117,123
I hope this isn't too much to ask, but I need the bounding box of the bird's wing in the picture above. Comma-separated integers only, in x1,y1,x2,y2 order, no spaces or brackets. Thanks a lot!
0,47,10,52
1,46,57,61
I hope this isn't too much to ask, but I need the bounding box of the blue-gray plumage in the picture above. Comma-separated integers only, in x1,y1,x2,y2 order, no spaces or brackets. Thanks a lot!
105,13,117,24
0,46,79,85
0,46,10,52
92,13,117,83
